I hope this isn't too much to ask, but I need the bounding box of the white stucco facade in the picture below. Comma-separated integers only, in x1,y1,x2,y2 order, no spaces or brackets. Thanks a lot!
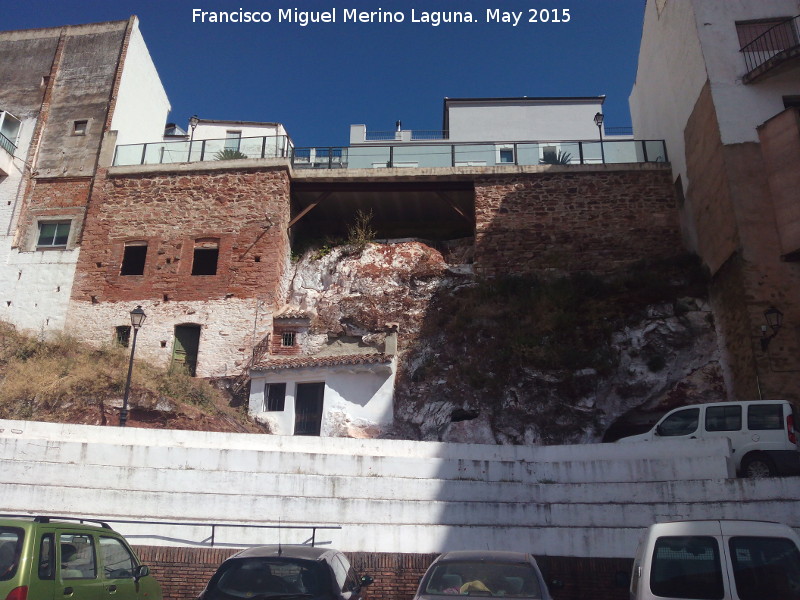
109,20,171,147
249,359,396,436
630,0,800,193
3,419,798,559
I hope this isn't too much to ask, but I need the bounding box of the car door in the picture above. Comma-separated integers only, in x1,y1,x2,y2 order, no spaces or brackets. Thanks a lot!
57,531,105,599
704,404,746,466
98,535,144,599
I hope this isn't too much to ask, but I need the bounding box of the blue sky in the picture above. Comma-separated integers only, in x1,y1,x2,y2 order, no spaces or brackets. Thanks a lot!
3,0,646,146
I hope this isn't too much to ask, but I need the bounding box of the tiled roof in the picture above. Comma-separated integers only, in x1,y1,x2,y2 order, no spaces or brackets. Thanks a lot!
274,308,310,320
252,353,391,371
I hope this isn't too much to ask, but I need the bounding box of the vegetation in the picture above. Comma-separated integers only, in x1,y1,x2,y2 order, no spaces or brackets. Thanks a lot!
0,322,255,429
346,209,377,251
214,148,249,160
540,150,573,165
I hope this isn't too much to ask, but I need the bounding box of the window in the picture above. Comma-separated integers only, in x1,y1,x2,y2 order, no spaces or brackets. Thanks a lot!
59,533,96,579
281,332,296,347
265,383,287,412
729,536,800,600
737,18,797,51
38,534,54,580
37,221,70,248
706,405,742,432
191,239,219,276
225,130,242,151
73,120,88,136
783,96,800,109
0,527,23,582
650,536,724,599
120,242,147,275
542,146,557,162
99,537,137,579
115,326,131,348
657,408,700,437
748,403,783,430
496,145,515,164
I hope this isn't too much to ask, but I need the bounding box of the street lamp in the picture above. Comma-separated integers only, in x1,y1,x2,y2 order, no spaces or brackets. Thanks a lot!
760,306,783,351
188,115,199,162
594,112,605,164
120,305,146,427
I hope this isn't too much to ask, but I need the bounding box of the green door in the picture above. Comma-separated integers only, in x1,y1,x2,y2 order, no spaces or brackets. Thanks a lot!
171,325,201,376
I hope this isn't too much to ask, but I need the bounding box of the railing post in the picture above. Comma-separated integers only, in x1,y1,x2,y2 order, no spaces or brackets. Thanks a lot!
261,136,267,159
578,142,584,165
388,146,393,168
211,524,215,547
513,143,518,165
140,143,147,165
200,140,206,162
329,148,333,169
642,141,649,163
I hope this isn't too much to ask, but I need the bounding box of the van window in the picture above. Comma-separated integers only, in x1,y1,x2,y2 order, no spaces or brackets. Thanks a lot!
0,527,23,581
650,536,724,599
99,537,137,579
658,408,700,436
729,536,800,600
748,404,783,430
706,405,742,432
59,534,96,579
39,533,55,579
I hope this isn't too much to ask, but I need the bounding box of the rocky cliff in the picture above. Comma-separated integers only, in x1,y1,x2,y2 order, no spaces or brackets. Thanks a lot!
286,240,724,445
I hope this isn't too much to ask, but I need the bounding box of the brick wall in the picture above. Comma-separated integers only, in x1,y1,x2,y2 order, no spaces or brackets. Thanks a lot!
134,547,632,600
71,165,290,304
473,167,680,276
15,177,91,250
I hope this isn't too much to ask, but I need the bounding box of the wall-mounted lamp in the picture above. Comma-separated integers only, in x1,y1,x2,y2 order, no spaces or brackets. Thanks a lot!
594,112,605,164
760,306,783,351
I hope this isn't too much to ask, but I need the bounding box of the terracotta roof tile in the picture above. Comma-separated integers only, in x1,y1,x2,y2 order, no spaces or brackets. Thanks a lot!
252,353,391,371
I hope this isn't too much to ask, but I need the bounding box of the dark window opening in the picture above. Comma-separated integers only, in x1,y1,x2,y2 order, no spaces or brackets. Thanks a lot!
37,221,70,248
784,95,800,109
737,18,797,50
192,248,219,275
73,120,88,135
265,383,287,411
120,244,147,275
115,326,131,348
282,332,296,347
499,148,515,163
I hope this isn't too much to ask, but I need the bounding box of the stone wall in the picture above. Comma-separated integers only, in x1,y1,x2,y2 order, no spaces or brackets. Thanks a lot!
472,166,680,276
66,163,291,374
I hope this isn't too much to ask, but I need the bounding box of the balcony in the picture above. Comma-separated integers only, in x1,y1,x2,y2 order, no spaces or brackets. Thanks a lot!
292,139,667,170
740,15,800,84
112,135,293,166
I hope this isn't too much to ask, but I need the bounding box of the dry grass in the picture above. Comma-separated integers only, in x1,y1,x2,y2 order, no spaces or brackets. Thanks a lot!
0,321,252,429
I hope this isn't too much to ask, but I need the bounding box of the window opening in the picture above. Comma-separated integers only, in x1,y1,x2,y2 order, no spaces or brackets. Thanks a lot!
225,130,242,151
73,120,88,136
499,149,514,163
282,332,296,347
265,383,287,411
120,242,147,275
37,221,70,248
192,239,219,276
116,326,131,348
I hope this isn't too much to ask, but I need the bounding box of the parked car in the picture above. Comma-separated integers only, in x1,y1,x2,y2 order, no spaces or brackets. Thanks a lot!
0,515,161,600
197,544,373,600
617,400,800,477
628,519,800,600
413,550,558,600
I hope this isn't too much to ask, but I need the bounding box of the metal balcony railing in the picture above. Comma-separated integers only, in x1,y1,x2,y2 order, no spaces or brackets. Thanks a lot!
291,139,668,170
113,135,293,166
741,15,800,83
0,131,15,156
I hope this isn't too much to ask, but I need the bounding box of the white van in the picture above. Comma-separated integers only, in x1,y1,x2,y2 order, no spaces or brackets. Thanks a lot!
629,519,800,600
618,400,799,477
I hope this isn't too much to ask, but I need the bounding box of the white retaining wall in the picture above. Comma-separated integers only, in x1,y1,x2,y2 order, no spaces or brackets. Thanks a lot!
1,419,798,560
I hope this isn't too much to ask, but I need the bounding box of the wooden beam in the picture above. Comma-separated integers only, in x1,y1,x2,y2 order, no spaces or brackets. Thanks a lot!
436,191,472,224
287,191,332,229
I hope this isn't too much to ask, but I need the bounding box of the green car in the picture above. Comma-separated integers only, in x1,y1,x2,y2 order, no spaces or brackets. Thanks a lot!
0,516,161,600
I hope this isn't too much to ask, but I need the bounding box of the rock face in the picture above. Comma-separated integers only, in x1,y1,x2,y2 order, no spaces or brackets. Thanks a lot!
285,241,724,445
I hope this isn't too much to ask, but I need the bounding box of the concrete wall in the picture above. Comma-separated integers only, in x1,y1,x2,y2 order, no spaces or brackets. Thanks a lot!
249,359,396,436
3,419,798,566
446,99,605,142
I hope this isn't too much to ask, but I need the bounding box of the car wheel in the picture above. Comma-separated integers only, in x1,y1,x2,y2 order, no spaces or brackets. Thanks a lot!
741,455,776,478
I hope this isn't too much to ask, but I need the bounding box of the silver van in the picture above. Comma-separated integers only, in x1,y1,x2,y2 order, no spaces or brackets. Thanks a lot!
629,519,800,600
618,400,799,477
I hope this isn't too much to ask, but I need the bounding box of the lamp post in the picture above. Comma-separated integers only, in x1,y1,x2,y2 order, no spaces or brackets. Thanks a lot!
594,112,605,164
760,306,783,351
188,115,199,162
120,305,146,427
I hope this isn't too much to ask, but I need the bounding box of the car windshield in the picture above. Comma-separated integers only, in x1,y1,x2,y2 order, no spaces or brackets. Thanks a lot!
214,557,325,599
0,527,23,581
423,560,542,598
